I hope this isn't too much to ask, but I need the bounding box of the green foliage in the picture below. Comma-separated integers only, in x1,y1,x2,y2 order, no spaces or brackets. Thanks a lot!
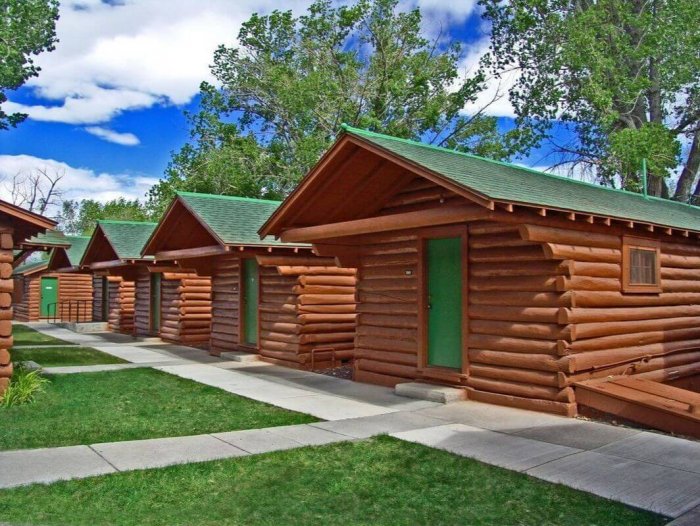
0,364,50,408
0,0,60,130
480,0,700,198
148,0,527,215
59,198,151,235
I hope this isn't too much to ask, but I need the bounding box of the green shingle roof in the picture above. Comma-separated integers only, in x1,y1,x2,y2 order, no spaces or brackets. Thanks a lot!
62,236,91,267
177,192,304,246
21,230,70,248
343,125,700,232
98,221,157,260
13,259,48,276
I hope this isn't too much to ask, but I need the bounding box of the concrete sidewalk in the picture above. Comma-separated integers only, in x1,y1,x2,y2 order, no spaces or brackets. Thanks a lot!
8,322,700,519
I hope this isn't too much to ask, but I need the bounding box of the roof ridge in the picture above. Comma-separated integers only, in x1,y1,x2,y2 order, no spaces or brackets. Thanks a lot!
98,220,158,226
177,191,282,205
340,124,700,213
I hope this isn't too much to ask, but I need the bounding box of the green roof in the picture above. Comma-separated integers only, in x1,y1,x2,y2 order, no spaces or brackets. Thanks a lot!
177,192,304,246
98,221,158,260
13,259,48,276
21,230,70,248
62,236,91,267
342,125,700,232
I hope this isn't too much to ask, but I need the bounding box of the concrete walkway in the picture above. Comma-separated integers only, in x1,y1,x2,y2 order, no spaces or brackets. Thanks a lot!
5,323,700,519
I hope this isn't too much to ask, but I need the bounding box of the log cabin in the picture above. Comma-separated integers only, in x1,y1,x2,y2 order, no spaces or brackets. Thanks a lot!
0,199,55,396
13,235,93,323
80,220,212,345
260,125,700,423
141,192,357,369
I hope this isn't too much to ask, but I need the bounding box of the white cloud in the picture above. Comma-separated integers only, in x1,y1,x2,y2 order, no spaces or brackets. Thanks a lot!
84,126,140,146
0,155,158,216
9,0,312,125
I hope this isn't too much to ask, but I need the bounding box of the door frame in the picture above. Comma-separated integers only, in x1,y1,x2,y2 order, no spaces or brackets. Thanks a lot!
416,224,469,380
39,276,59,318
238,256,260,350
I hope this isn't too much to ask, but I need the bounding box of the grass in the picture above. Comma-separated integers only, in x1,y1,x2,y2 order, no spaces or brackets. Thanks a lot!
0,368,316,450
11,346,126,367
12,324,69,346
0,436,664,526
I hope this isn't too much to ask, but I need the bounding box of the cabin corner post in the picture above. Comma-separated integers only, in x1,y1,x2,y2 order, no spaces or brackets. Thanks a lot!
0,227,14,396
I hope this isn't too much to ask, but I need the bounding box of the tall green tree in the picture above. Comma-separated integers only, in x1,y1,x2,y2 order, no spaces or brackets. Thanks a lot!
59,198,150,236
148,0,526,214
0,0,59,130
480,0,700,200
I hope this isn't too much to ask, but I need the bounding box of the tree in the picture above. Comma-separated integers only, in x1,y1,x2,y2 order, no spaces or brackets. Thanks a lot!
480,0,700,200
59,198,150,236
0,0,60,130
5,166,64,214
149,0,526,214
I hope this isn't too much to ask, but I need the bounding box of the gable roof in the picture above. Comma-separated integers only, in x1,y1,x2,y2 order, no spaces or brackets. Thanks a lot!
143,192,306,256
48,235,92,270
0,199,56,244
341,126,700,232
13,259,49,277
262,125,700,237
19,230,71,250
98,221,157,260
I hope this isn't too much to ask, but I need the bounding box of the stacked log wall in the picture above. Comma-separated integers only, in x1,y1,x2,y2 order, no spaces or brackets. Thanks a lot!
258,265,356,369
209,255,240,355
12,276,38,322
133,269,151,336
107,277,134,334
92,275,104,321
0,234,13,395
57,273,93,322
159,273,211,346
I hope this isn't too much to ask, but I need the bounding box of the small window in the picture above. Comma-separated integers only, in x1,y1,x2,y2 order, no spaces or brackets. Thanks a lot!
622,237,660,293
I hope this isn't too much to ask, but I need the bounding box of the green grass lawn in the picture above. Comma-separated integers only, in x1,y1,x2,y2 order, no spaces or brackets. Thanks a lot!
12,324,69,346
0,436,664,526
0,368,316,451
11,346,126,367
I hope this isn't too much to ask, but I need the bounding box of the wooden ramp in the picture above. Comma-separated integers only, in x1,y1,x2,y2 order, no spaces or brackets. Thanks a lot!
575,376,700,438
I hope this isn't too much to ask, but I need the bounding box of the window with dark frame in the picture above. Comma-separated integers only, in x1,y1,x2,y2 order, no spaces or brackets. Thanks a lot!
622,237,661,293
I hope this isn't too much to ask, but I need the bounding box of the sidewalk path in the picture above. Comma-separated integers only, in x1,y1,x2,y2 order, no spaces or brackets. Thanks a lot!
5,322,700,519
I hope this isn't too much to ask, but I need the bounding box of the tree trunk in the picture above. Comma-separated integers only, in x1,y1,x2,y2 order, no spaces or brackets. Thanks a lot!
676,131,700,202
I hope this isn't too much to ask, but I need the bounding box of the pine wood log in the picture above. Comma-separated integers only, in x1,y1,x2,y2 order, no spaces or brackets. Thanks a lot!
469,221,520,235
563,327,700,354
468,234,533,249
470,291,572,308
570,291,700,308
468,333,559,354
469,245,546,263
355,358,416,379
559,304,700,323
277,266,356,276
573,316,700,340
469,305,560,324
468,349,566,372
470,261,571,278
467,376,575,403
298,275,357,286
543,244,620,263
470,320,571,341
293,285,355,294
466,387,577,416
355,348,417,366
469,363,560,387
519,224,620,249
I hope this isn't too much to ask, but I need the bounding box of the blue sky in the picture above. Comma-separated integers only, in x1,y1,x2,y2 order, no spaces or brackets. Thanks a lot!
0,0,555,210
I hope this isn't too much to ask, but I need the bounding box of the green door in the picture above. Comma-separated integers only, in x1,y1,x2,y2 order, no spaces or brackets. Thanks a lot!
243,259,259,345
101,277,110,322
150,273,162,333
426,237,463,369
40,277,58,318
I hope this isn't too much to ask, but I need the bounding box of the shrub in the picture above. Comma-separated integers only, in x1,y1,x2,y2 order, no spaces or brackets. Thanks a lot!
0,364,50,408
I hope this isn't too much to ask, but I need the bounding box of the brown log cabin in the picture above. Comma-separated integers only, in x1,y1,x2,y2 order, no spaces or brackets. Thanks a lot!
260,125,700,424
13,234,93,322
0,199,55,396
141,192,357,369
80,220,212,344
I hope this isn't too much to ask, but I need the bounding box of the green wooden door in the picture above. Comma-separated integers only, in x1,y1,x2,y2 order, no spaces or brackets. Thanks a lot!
150,273,162,333
40,277,59,318
426,237,463,369
243,259,259,345
101,277,110,322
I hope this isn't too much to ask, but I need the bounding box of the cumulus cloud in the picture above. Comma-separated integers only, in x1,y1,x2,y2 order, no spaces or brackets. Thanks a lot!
0,155,158,213
84,126,140,146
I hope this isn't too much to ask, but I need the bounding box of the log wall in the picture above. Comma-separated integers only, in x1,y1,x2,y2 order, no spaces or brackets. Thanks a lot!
159,272,211,346
92,275,104,321
134,269,152,337
210,255,240,355
13,272,93,322
0,231,13,396
107,277,134,334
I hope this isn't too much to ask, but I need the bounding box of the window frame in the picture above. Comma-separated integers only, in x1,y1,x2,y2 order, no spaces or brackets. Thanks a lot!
622,236,661,294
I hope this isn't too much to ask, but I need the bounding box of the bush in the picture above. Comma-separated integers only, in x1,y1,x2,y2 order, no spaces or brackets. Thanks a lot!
1,364,50,408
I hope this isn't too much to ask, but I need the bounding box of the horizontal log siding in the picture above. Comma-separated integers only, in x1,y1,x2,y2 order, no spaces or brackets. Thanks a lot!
133,269,151,337
13,273,93,322
209,255,240,355
160,273,211,346
354,234,419,386
92,275,104,321
259,265,357,369
466,222,576,416
108,278,134,334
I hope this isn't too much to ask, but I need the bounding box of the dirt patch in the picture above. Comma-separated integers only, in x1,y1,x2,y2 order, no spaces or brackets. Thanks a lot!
315,363,353,380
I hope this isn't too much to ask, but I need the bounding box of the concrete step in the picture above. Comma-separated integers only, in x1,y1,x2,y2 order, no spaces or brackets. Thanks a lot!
395,382,467,404
219,351,260,363
57,322,108,333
